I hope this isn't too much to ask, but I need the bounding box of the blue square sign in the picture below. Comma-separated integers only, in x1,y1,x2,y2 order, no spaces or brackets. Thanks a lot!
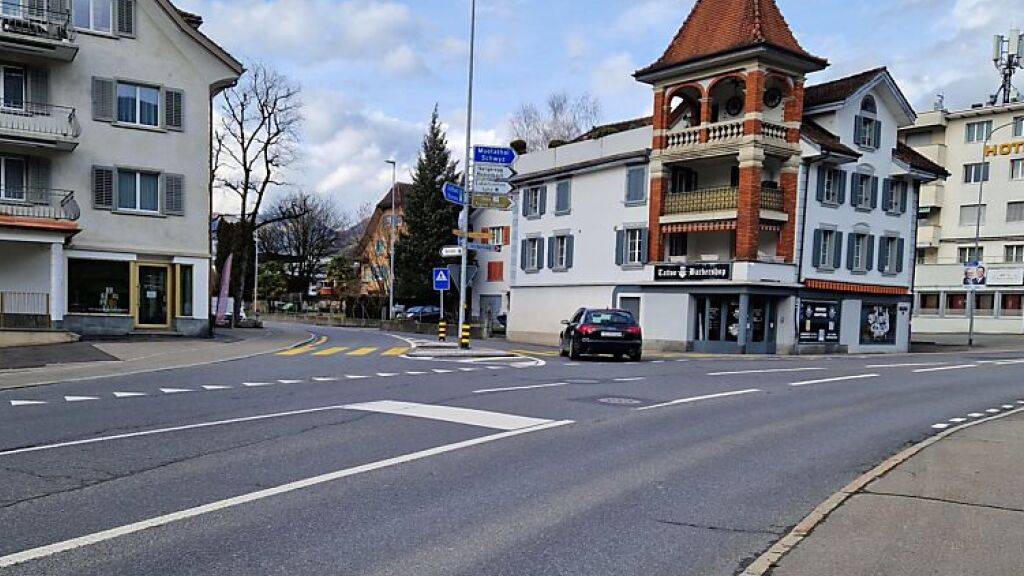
433,268,451,291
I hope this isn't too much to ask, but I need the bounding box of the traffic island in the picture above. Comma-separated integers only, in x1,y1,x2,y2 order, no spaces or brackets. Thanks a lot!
406,341,516,359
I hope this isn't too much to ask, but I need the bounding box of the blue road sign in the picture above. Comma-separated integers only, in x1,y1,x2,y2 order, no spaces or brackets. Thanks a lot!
473,146,517,165
466,242,501,253
433,268,451,291
442,182,466,206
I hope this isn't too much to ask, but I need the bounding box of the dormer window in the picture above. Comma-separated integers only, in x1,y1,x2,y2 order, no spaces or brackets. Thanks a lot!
855,96,881,150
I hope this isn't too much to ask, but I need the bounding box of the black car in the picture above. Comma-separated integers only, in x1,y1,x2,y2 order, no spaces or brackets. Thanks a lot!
406,306,443,323
559,308,642,361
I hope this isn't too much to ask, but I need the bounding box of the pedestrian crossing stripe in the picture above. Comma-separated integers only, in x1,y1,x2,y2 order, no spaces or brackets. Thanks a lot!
348,347,378,356
313,347,349,357
278,346,317,356
382,347,409,357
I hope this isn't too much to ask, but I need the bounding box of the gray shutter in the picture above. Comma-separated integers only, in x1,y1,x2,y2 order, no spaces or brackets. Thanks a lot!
833,232,844,269
882,178,892,213
92,77,115,122
27,0,45,20
565,235,575,269
164,89,184,131
640,228,650,264
546,236,555,269
878,237,889,272
519,240,528,271
614,229,625,265
27,158,50,204
816,166,826,202
850,174,859,207
870,176,879,209
812,230,823,268
536,237,545,270
27,67,48,114
865,235,875,271
900,186,910,215
92,166,114,210
163,173,184,216
854,115,864,145
116,0,135,37
837,170,847,204
846,235,856,271
538,185,547,216
521,191,528,217
896,239,905,273
873,120,882,149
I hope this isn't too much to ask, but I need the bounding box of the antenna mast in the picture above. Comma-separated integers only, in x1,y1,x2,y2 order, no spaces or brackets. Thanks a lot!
991,29,1023,105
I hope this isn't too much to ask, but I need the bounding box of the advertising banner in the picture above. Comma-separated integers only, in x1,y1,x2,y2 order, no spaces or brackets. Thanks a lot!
798,300,841,343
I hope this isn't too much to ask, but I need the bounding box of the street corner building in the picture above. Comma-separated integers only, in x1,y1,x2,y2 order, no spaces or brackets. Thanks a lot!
0,0,242,338
472,0,946,354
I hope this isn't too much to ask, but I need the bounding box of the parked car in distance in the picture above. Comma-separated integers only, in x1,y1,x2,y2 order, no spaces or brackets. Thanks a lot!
559,308,642,361
406,305,443,323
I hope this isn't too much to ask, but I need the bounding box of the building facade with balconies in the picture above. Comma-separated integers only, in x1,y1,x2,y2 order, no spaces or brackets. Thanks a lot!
485,0,944,354
0,0,241,336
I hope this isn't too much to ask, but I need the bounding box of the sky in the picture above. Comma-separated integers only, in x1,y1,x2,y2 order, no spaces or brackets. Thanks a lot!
174,0,1024,217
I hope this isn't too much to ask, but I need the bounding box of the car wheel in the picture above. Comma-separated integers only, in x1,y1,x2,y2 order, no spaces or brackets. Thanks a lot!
614,353,624,361
628,350,642,362
568,338,581,360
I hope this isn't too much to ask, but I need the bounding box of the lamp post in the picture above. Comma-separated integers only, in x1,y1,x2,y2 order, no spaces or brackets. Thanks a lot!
385,159,397,320
457,0,477,349
968,120,1017,347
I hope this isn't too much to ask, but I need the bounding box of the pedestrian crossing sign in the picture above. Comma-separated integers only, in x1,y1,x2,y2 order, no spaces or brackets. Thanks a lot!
433,268,451,291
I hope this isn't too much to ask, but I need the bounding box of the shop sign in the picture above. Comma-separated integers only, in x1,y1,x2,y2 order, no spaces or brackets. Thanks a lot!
798,300,841,343
860,303,897,345
987,268,1024,286
654,263,732,282
983,141,1024,158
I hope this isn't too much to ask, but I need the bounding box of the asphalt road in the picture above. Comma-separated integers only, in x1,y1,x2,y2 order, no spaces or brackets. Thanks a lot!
2,324,1023,575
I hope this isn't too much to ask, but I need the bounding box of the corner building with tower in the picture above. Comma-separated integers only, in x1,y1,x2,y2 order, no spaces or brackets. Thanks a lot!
472,0,945,353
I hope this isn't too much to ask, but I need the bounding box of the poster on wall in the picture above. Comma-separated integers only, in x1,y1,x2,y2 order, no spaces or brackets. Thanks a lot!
798,301,841,343
860,303,897,345
963,261,987,287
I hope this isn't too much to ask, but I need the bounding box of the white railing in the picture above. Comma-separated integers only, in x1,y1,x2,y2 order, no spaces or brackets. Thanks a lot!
762,121,788,141
666,125,701,148
706,120,744,143
0,103,79,139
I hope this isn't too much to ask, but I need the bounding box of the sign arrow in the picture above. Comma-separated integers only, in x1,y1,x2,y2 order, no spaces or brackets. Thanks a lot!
440,245,464,258
467,242,502,253
452,229,492,241
473,164,515,180
471,193,513,210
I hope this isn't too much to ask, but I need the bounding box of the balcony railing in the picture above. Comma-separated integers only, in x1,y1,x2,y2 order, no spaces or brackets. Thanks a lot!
0,189,79,221
663,186,785,215
762,121,788,141
0,1,73,43
0,102,80,139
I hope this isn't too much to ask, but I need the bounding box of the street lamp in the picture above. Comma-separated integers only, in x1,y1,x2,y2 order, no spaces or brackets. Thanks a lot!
385,159,397,320
968,120,1018,347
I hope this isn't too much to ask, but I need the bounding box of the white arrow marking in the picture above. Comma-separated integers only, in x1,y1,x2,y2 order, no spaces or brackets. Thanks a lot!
159,388,193,394
202,385,233,390
10,400,47,406
65,396,99,402
112,392,147,398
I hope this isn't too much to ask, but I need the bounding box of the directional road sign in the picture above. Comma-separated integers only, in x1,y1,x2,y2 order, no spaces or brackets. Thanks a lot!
442,182,466,206
473,146,517,165
473,164,515,181
471,193,513,210
440,245,464,258
467,242,501,253
452,229,492,241
447,265,478,292
433,268,451,292
473,181,513,195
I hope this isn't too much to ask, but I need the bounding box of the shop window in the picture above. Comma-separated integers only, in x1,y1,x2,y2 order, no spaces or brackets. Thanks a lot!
1001,293,1023,317
68,259,130,314
976,293,995,316
945,293,968,316
179,265,194,317
918,293,940,316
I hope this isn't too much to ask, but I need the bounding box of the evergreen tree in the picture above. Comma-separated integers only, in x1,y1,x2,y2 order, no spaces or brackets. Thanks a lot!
394,107,462,304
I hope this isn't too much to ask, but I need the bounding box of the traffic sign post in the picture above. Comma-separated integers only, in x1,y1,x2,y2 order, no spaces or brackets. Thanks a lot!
466,242,500,253
433,268,451,292
440,245,464,258
452,229,492,241
473,146,517,165
472,164,515,180
472,182,513,195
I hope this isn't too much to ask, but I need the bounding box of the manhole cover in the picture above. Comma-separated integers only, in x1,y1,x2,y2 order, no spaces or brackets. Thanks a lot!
598,397,643,406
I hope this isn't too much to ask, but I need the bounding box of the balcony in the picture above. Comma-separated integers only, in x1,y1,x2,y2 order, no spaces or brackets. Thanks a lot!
917,223,941,248
663,120,791,155
0,189,80,223
919,182,944,209
0,1,77,61
0,103,80,151
663,186,785,216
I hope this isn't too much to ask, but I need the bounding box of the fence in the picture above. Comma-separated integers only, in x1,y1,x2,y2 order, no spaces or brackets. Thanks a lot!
0,291,49,329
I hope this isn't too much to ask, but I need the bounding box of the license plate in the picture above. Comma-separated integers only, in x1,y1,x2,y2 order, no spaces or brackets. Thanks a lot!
601,331,623,338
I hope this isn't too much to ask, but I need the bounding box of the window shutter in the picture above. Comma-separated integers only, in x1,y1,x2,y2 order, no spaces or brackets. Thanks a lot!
519,240,528,271
896,239,905,273
27,67,48,115
163,173,184,216
615,229,625,266
92,77,115,122
547,237,555,269
566,235,575,269
27,158,51,204
536,237,545,269
873,120,882,149
882,178,892,212
116,0,135,37
837,170,847,204
846,235,856,271
640,228,650,264
521,191,529,217
854,115,864,145
900,186,910,215
538,185,547,216
92,166,114,210
878,237,889,272
812,230,823,268
832,232,844,269
850,174,860,207
865,235,875,271
164,89,184,131
870,176,879,209
816,166,826,202
555,181,570,214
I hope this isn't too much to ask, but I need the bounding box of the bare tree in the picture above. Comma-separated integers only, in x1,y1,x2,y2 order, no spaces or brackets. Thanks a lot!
258,191,349,297
509,92,602,151
213,61,303,322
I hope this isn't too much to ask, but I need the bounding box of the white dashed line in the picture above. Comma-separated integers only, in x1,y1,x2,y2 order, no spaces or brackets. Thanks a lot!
709,367,824,376
458,367,479,372
486,366,505,370
344,400,558,431
474,382,570,394
9,400,46,407
376,373,398,377
277,380,303,384
159,388,193,394
613,377,646,382
243,382,274,388
1002,404,1015,409
986,408,1001,413
345,375,369,380
432,369,454,374
651,360,666,364
789,374,879,387
64,396,99,403
564,363,580,366
202,385,232,391
405,371,427,375
968,413,984,418
864,362,948,369
931,423,950,430
636,389,763,411
312,377,338,382
913,364,976,373
949,418,968,423
112,392,147,398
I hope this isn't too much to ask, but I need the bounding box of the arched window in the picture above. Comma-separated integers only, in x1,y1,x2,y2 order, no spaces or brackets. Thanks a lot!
861,96,877,115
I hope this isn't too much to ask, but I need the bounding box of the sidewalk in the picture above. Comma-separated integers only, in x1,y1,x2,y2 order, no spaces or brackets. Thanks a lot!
0,324,313,391
759,408,1024,576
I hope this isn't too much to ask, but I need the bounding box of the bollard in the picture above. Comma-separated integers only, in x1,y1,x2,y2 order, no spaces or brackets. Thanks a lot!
460,323,471,349
438,321,447,342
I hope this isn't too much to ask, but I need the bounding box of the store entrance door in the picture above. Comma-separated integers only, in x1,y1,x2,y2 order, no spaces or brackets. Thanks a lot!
136,265,170,328
694,294,777,354
746,296,777,354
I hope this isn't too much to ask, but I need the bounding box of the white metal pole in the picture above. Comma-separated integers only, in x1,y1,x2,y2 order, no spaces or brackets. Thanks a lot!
457,0,476,348
253,233,259,317
387,160,397,320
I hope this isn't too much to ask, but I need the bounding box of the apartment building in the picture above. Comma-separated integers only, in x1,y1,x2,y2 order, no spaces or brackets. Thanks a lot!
474,0,944,354
904,101,1024,333
355,182,408,297
0,0,241,336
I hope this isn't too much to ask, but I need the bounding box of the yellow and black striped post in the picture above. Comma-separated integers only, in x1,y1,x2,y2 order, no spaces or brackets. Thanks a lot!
438,321,447,342
459,323,471,349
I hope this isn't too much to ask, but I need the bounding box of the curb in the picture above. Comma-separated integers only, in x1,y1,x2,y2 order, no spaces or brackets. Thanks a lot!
740,404,1024,576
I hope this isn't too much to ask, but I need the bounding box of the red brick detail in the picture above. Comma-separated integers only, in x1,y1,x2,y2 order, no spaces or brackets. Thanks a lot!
0,216,79,233
804,279,910,296
784,80,804,122
735,165,761,261
653,89,668,131
700,97,713,124
743,118,763,136
699,128,710,143
649,175,668,262
653,134,668,150
744,70,765,114
786,127,800,143
777,170,798,262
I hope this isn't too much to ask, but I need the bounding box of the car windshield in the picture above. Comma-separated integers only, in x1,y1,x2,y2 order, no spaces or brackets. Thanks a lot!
585,311,634,325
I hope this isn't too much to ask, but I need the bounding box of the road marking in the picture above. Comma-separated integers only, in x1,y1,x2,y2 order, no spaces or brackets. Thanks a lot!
949,418,968,423
0,419,572,569
864,362,948,369
486,366,505,370
432,369,454,373
345,375,368,380
474,382,569,394
564,363,580,366
651,360,666,364
277,380,302,384
1002,404,1015,409
376,373,398,377
510,349,558,357
112,392,146,398
993,359,1024,365
10,400,46,406
405,371,427,375
312,377,338,382
312,347,349,357
931,423,950,430
344,400,555,431
636,389,762,412
708,367,825,376
201,385,232,391
243,382,275,388
613,377,645,382
986,408,1001,413
458,367,479,372
64,396,99,403
348,347,378,356
968,413,984,417
913,364,977,373
159,388,193,394
789,374,879,387
382,347,409,357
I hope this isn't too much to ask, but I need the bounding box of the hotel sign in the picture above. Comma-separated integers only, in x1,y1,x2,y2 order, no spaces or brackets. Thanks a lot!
654,263,732,281
984,141,1024,158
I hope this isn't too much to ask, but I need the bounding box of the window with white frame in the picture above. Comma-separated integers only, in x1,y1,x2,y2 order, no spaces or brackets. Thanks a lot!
73,0,113,33
1012,159,1024,181
889,180,907,213
0,157,25,200
553,235,569,269
959,204,986,227
1005,245,1024,264
855,97,879,149
116,169,160,212
881,237,899,273
964,162,990,183
1007,201,1024,223
1015,116,1024,138
524,186,542,217
489,227,504,246
853,174,873,209
117,82,160,127
958,246,984,264
525,237,542,270
851,233,869,272
822,168,840,204
625,228,643,265
0,66,24,110
965,120,993,143
817,229,837,269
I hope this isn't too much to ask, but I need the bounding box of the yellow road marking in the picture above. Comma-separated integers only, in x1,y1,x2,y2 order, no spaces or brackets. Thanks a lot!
510,349,559,357
313,347,349,357
348,347,378,356
278,346,316,357
382,347,410,357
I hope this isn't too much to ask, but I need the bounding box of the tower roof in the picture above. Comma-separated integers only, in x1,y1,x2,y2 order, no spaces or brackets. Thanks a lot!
636,0,826,78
